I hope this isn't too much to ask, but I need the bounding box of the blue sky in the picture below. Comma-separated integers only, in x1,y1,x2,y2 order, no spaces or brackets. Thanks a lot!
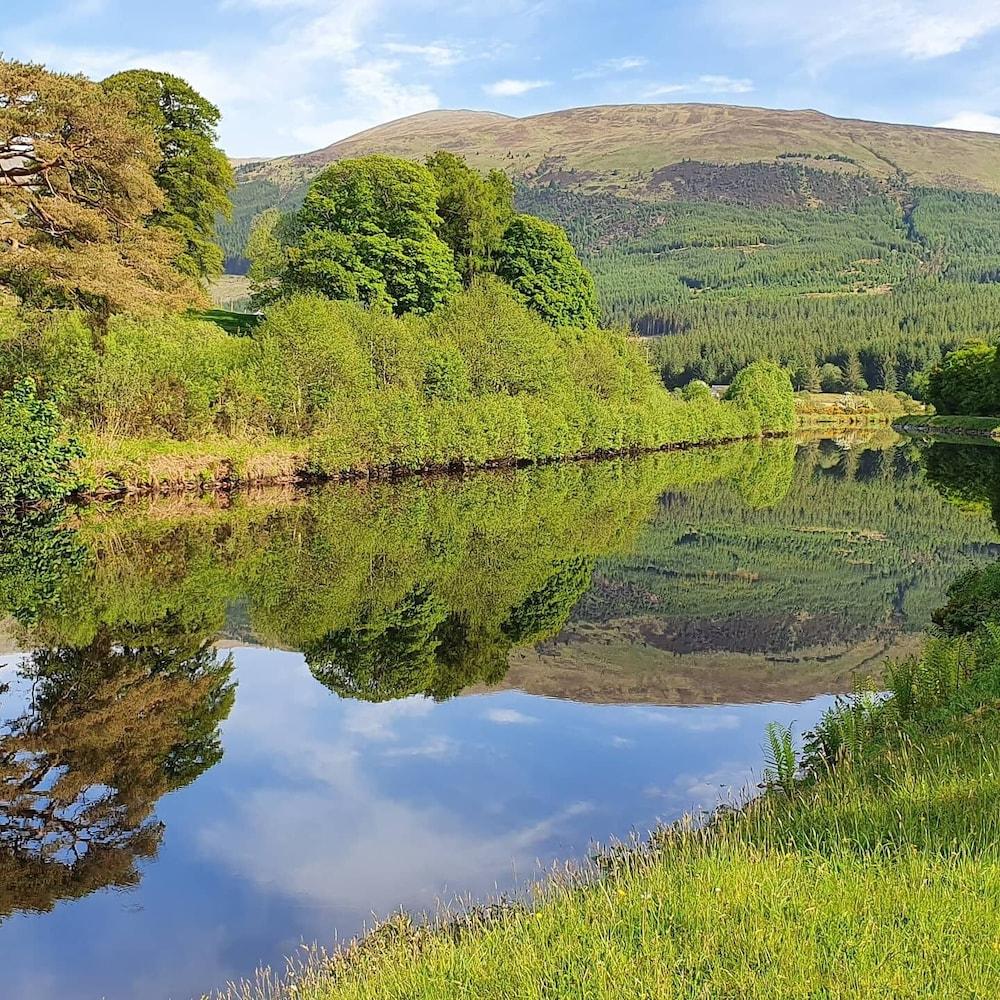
4,0,1000,157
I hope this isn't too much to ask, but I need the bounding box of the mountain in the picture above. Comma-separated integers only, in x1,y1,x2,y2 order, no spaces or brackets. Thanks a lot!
237,103,1000,197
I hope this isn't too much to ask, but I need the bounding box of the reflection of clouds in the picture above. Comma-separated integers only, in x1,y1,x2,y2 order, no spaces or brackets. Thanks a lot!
645,764,756,813
484,708,538,725
197,652,594,920
634,708,742,732
381,736,456,760
342,697,434,741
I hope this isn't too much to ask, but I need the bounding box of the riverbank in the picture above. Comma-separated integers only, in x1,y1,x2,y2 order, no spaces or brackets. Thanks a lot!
75,398,897,499
895,414,1000,441
215,629,1000,999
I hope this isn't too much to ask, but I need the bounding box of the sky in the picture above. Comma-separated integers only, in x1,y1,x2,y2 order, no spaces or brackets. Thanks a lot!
4,0,1000,158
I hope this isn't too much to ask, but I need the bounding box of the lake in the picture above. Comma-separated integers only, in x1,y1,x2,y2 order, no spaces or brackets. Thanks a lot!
1,433,995,1000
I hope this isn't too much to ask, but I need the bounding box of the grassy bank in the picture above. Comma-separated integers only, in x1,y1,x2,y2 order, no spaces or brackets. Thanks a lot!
214,633,1000,999
3,283,801,501
895,414,1000,439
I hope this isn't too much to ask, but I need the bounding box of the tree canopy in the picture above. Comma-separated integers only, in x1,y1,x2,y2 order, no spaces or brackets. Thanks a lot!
426,150,514,286
102,69,234,280
0,59,201,316
495,214,599,328
282,154,460,315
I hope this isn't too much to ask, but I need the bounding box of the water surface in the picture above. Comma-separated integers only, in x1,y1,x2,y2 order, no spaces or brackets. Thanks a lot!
0,434,994,999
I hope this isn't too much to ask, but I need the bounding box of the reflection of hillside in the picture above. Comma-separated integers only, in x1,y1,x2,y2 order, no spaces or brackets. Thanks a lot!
578,439,998,639
492,625,924,706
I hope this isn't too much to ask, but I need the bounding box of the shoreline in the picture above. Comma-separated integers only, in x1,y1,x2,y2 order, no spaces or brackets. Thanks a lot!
77,430,787,501
76,413,903,502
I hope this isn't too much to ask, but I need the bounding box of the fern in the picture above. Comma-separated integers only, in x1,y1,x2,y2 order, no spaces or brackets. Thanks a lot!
762,721,798,794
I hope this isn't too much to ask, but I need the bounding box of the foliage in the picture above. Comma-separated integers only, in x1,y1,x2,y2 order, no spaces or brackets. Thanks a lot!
10,284,784,474
281,155,460,315
926,342,998,416
761,722,797,793
426,151,514,285
933,563,1000,636
0,380,83,508
102,69,233,280
494,215,599,328
723,360,796,433
0,58,201,316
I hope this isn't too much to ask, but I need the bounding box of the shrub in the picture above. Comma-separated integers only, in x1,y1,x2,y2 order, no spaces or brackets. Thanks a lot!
926,342,998,416
679,379,714,402
932,563,1000,636
0,380,84,508
724,360,796,433
94,314,258,438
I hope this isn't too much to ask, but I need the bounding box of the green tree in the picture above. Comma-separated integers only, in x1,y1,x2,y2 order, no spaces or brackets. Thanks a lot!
724,360,796,433
0,59,201,315
283,155,460,315
927,342,998,415
495,215,599,328
843,353,869,392
426,151,514,285
103,69,234,280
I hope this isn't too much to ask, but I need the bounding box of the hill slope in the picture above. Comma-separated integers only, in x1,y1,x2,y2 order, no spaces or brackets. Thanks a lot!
241,103,1000,196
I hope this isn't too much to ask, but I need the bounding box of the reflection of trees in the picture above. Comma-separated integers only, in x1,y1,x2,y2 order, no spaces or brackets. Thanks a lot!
0,617,235,919
307,558,595,704
0,510,83,626
923,443,1000,533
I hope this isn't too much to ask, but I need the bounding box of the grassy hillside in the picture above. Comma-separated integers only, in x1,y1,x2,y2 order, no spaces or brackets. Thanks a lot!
239,104,1000,197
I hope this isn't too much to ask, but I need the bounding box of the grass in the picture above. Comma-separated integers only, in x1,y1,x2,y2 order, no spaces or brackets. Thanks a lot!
77,432,310,495
210,630,1000,1000
794,390,920,428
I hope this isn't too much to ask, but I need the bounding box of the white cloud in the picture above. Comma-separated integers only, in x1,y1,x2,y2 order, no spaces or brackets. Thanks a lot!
484,77,550,97
645,74,754,99
935,110,1000,133
711,0,1000,63
574,55,648,79
484,707,539,725
382,41,465,67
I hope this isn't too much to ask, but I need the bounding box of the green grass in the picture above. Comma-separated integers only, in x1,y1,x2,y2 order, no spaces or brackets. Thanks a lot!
190,308,262,336
212,636,1000,999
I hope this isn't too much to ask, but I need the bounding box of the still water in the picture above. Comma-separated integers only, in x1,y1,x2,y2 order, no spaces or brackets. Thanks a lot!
0,434,995,999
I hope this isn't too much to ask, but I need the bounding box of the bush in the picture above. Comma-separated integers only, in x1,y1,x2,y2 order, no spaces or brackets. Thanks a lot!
679,379,714,402
0,380,83,508
95,315,259,438
926,342,998,416
932,563,1000,636
724,360,796,433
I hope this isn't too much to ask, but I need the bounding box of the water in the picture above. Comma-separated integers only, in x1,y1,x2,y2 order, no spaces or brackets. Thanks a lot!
0,434,995,999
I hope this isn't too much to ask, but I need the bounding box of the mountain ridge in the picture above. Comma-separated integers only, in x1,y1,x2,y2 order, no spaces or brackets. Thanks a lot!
236,102,1000,197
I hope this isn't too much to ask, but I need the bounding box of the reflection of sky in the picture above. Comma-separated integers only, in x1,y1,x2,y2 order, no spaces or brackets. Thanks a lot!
0,649,835,1000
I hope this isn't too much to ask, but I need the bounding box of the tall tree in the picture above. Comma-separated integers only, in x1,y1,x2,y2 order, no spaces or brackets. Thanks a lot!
425,150,514,285
283,154,460,315
102,69,234,281
0,59,200,315
495,215,599,328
